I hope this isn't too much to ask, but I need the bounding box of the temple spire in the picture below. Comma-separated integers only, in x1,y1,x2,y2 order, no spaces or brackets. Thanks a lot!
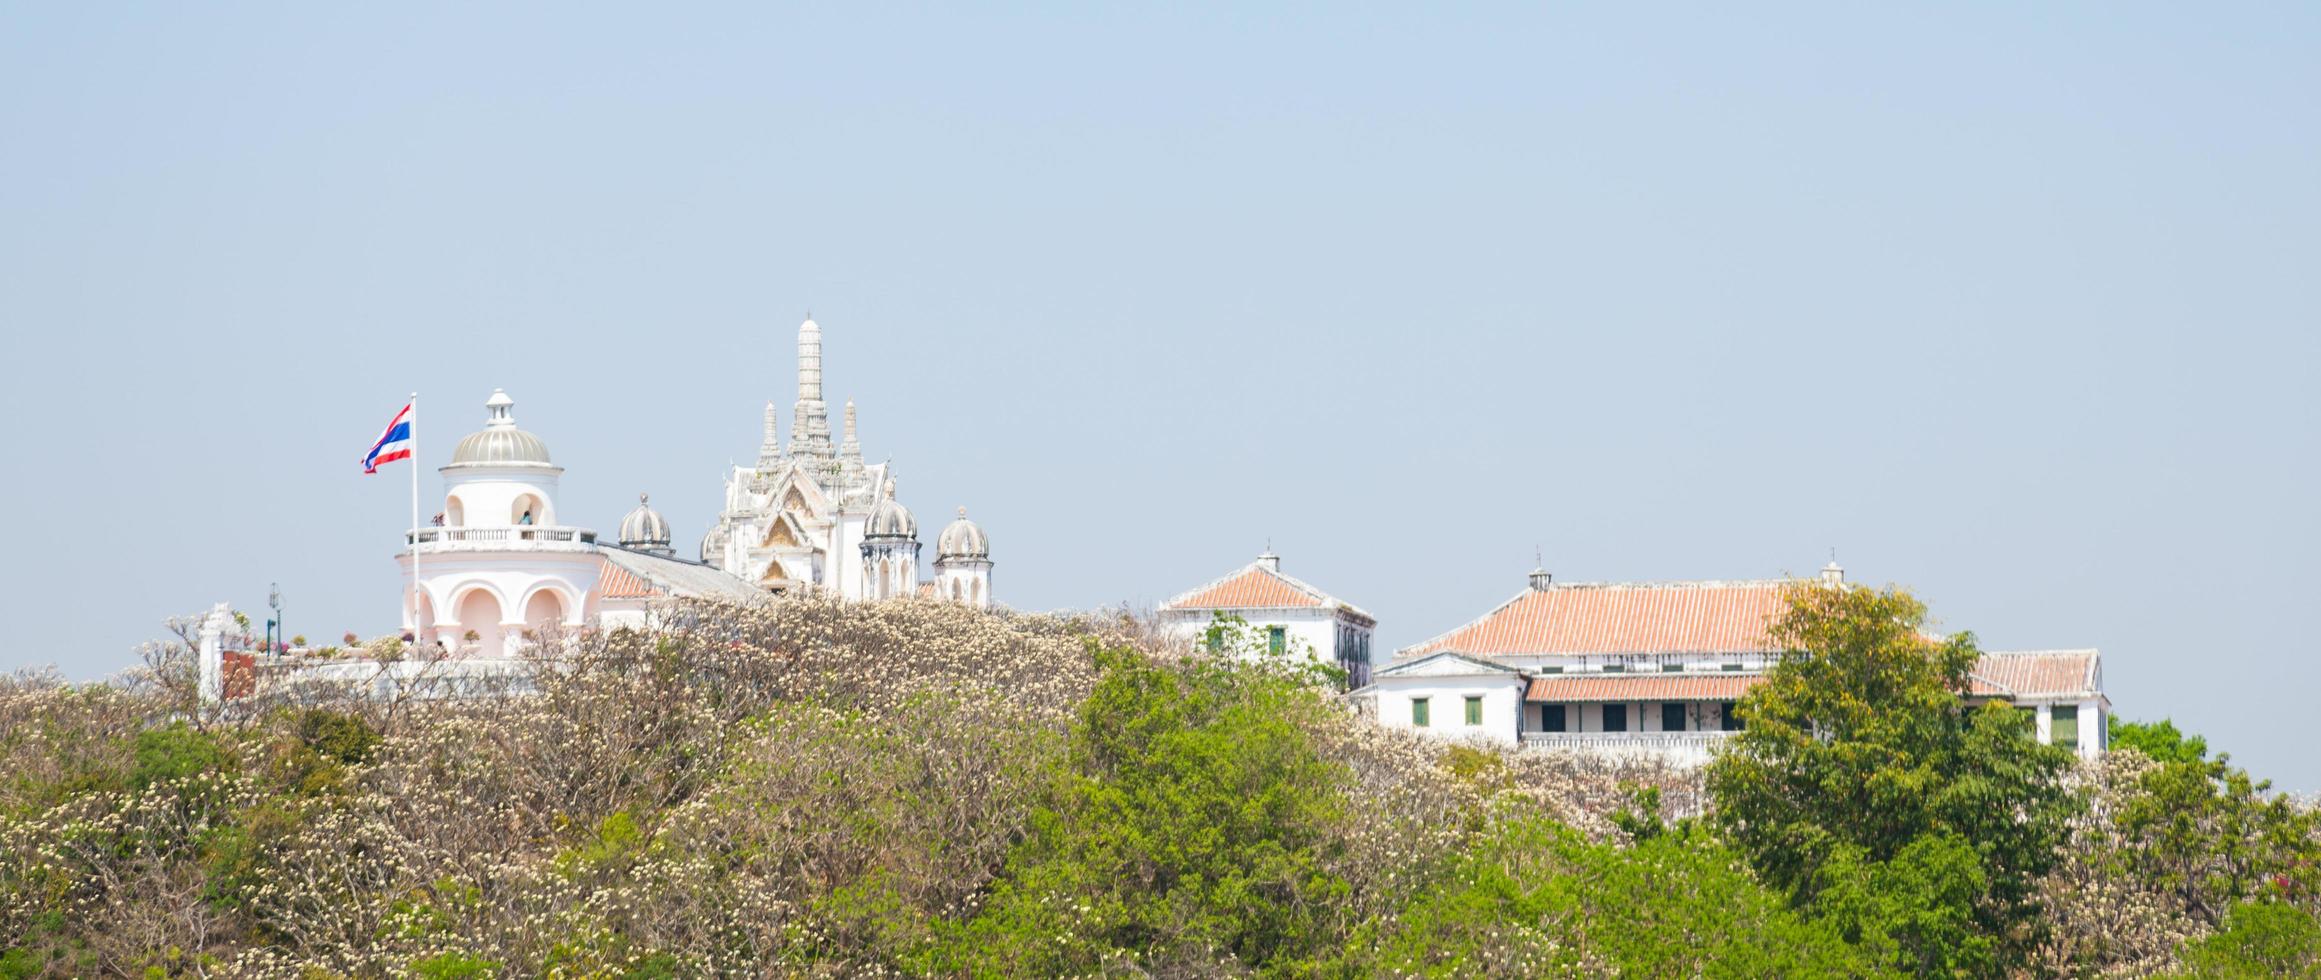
841,398,863,462
790,315,834,459
757,401,782,465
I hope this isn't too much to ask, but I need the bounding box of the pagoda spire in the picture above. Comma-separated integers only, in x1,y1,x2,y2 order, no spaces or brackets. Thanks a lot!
757,401,782,466
789,315,834,459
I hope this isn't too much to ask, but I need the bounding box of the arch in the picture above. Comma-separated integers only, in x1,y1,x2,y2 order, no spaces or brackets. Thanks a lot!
452,585,506,659
950,578,963,601
971,579,984,607
511,493,545,526
522,589,566,645
445,494,466,527
519,583,576,628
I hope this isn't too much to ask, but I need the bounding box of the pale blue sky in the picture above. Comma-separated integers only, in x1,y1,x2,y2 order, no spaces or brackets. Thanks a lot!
2,4,2315,786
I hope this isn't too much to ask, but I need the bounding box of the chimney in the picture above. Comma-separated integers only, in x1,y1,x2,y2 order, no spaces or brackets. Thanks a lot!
1529,567,1553,591
1256,550,1281,573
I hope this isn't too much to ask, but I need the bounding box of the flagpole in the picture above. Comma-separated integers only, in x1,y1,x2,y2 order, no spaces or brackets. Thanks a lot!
409,392,420,644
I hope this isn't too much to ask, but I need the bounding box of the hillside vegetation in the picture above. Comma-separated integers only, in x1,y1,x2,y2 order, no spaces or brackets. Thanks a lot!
2,590,2316,977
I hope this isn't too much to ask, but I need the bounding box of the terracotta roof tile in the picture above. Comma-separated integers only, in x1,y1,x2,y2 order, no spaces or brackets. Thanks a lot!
1406,581,1791,657
1969,650,2100,700
1525,673,1764,702
596,561,661,599
1162,561,1371,620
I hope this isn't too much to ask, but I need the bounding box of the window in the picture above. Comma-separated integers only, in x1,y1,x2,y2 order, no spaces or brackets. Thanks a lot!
1719,702,1744,731
1721,663,1744,672
1539,664,1564,675
1662,702,1686,732
1464,696,1483,726
1662,663,1685,673
1602,704,1628,732
1601,664,1626,674
1267,626,1286,657
2052,705,2079,750
1411,697,1430,728
1541,704,1566,733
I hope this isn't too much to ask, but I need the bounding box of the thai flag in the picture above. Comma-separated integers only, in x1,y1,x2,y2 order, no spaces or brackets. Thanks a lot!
363,401,414,473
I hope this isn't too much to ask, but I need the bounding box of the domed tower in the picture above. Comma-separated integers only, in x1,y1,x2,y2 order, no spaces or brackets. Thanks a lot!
858,480,919,600
618,493,675,557
935,506,994,609
405,389,593,660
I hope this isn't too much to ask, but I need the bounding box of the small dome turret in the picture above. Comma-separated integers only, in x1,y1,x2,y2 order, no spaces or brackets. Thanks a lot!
448,389,554,467
863,481,916,540
619,492,674,556
937,506,989,561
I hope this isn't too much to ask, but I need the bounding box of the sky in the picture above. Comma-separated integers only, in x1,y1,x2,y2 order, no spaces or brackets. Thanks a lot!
1,4,2315,787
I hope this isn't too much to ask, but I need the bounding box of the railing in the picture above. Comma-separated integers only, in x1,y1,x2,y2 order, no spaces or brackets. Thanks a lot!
407,525,598,549
1519,730,1736,764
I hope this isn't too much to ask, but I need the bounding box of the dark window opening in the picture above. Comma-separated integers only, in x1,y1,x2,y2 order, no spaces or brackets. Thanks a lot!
1662,702,1686,732
1603,704,1628,733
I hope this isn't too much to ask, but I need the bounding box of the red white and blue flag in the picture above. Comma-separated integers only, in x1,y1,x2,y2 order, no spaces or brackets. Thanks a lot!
363,401,414,473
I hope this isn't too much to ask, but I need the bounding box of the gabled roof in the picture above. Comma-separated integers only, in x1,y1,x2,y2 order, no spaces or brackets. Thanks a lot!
1969,649,2102,701
1161,559,1374,622
599,547,763,603
1403,580,1792,658
1374,650,1522,679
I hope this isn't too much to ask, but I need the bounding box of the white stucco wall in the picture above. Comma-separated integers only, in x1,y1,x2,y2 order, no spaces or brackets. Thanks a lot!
1157,607,1366,675
442,466,562,528
1364,674,1526,745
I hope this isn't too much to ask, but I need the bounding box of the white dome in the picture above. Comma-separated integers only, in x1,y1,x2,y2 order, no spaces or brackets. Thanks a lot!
937,507,989,560
619,492,673,553
447,389,554,466
863,482,916,540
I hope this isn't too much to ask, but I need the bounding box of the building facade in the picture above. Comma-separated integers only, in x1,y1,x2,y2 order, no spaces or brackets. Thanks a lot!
1354,562,2108,766
698,317,992,604
1159,552,1376,688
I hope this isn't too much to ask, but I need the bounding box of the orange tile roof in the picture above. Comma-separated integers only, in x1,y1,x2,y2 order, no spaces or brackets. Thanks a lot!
1406,581,1791,657
1162,561,1371,620
597,560,661,599
1525,673,1764,702
1969,650,2101,700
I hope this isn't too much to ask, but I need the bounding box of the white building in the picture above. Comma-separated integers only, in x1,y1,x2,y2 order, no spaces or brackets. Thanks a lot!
699,317,993,605
397,390,762,659
1158,552,1377,687
1354,563,2109,765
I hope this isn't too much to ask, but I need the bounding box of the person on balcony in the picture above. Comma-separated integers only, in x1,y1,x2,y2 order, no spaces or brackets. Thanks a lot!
519,509,534,525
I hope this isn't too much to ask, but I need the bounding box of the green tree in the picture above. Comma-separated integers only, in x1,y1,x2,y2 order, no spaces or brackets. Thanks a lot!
922,643,1354,975
1364,811,1887,977
1707,583,2077,973
2165,900,2321,978
2107,720,2321,923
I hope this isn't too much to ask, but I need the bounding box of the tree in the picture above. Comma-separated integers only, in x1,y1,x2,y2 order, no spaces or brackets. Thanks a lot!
2165,900,2321,978
1707,583,2077,972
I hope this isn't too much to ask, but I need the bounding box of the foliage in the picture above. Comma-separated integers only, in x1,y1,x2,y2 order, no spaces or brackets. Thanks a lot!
2113,717,2212,767
9,592,2303,977
1706,583,2078,973
2035,720,2321,975
918,642,1355,975
1355,808,1888,977
2163,899,2321,978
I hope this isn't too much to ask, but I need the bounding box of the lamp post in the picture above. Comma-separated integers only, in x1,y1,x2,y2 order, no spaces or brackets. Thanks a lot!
268,583,283,658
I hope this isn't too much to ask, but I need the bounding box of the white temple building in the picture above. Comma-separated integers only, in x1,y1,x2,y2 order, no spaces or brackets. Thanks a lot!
698,317,993,607
387,316,997,662
397,390,760,658
1351,561,2109,766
